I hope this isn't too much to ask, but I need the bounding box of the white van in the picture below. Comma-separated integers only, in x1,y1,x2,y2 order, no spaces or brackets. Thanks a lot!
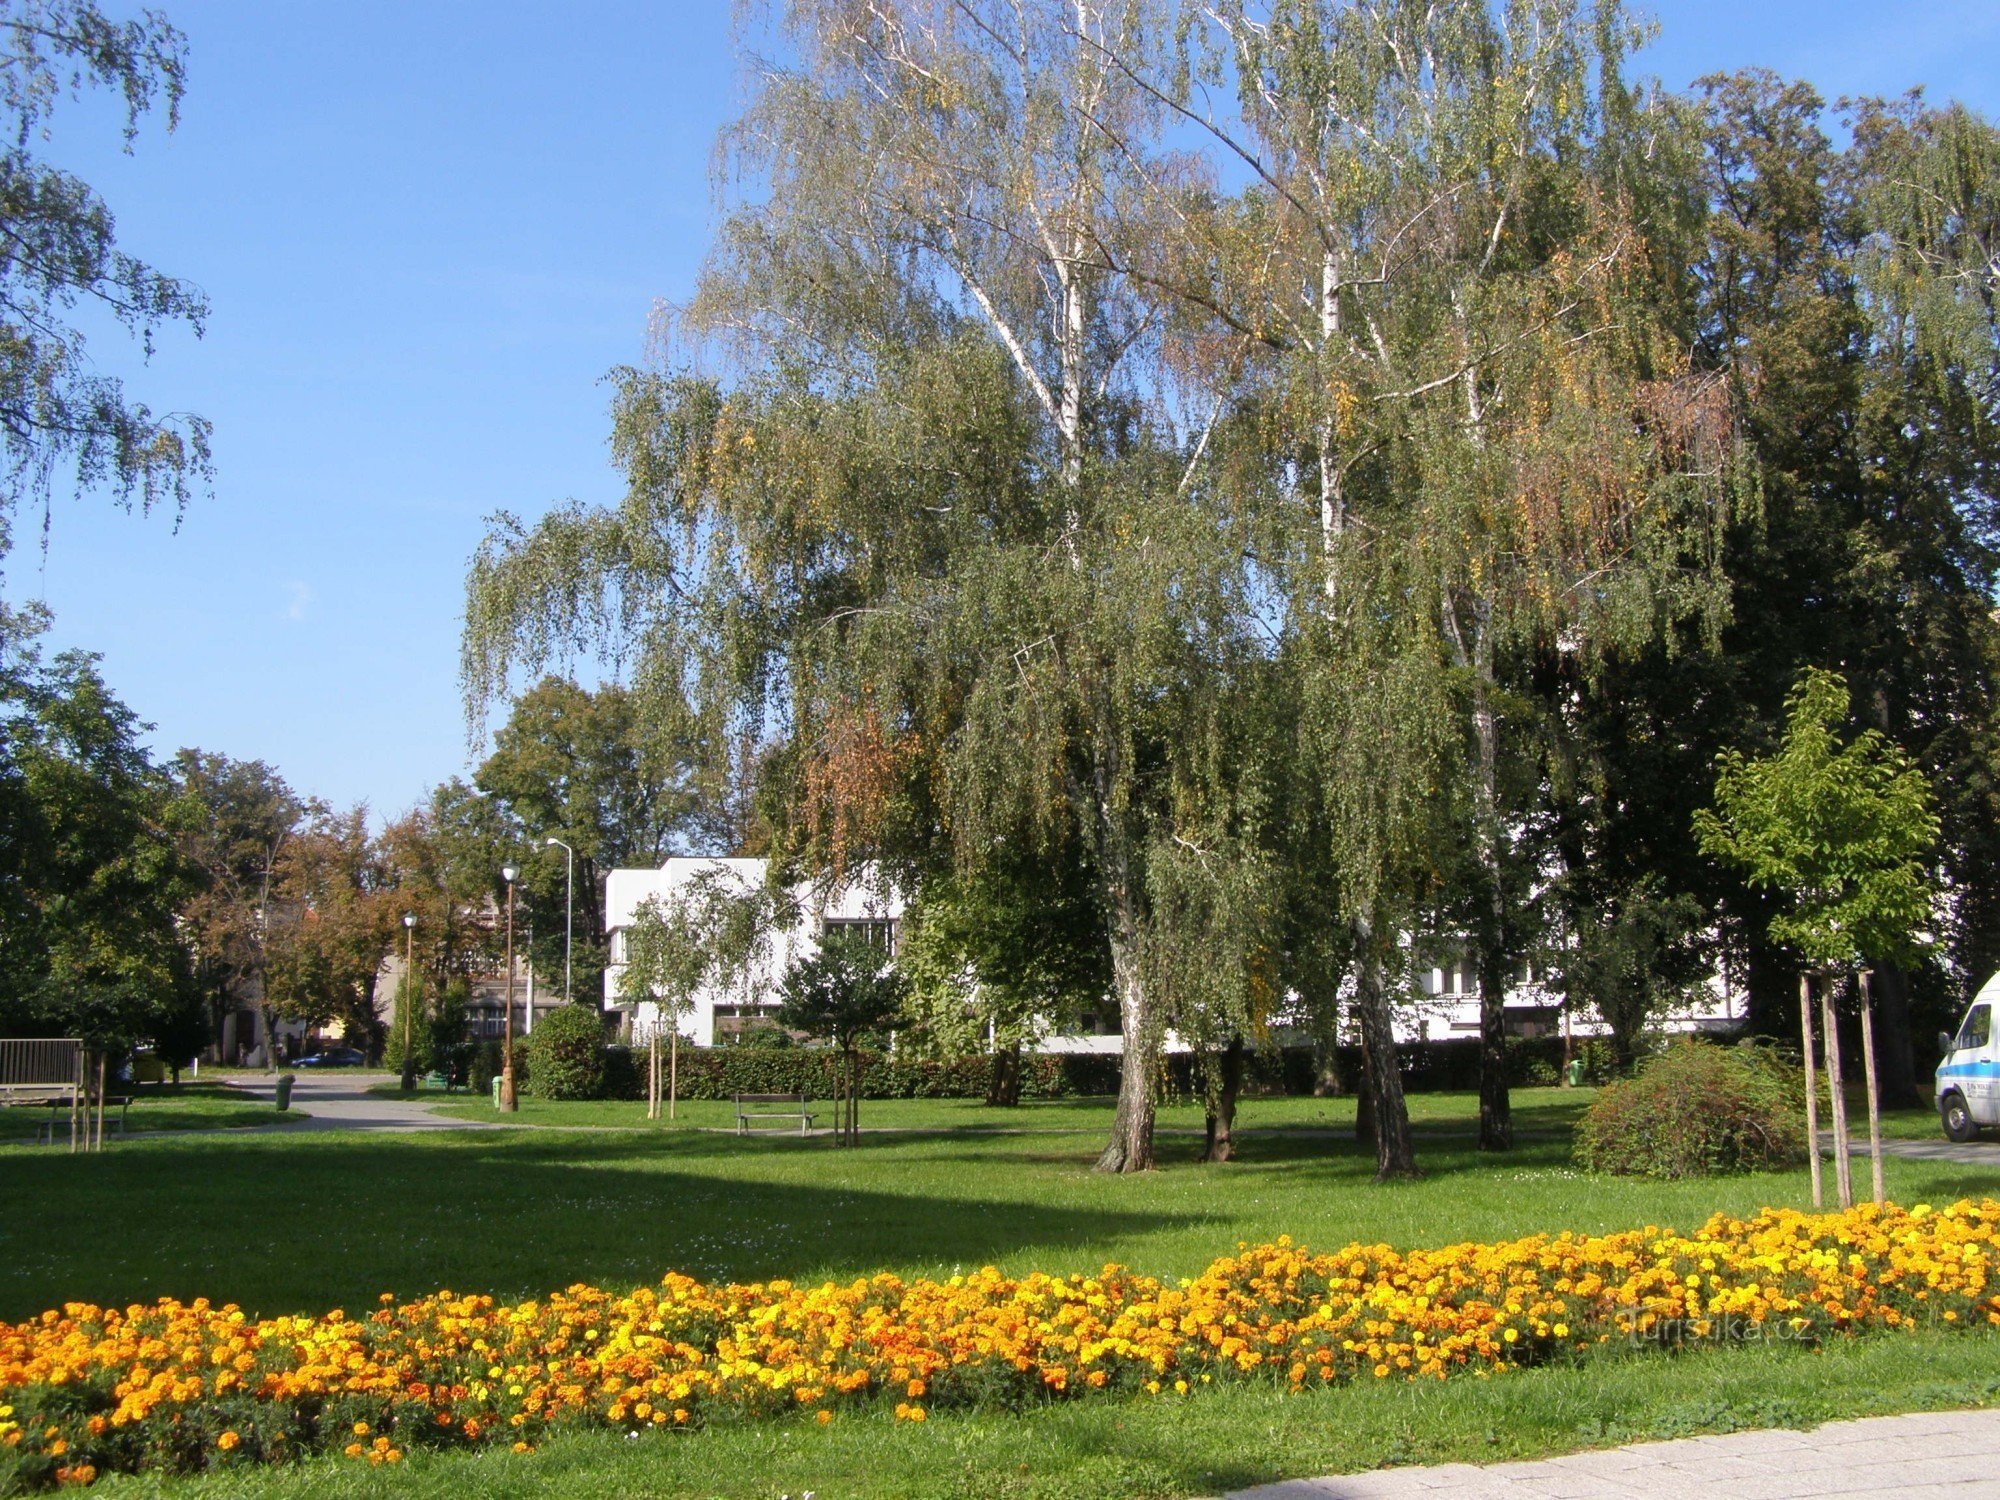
1935,971,2000,1141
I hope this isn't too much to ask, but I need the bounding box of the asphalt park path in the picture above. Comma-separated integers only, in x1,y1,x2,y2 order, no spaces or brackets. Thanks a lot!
1226,1406,2000,1498
221,1069,499,1131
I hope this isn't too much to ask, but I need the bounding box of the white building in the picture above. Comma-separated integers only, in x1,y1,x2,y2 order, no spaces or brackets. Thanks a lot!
603,857,1739,1053
603,857,903,1046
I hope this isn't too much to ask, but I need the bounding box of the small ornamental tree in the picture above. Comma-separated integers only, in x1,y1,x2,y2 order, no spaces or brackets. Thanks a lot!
383,971,428,1084
617,894,709,1119
1694,668,1939,974
617,872,790,1117
1695,667,1940,1205
774,934,907,1145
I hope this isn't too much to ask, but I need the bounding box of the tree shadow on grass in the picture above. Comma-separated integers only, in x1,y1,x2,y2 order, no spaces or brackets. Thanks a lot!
0,1129,1198,1322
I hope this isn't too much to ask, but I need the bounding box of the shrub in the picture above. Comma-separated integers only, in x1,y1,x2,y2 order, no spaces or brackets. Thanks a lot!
526,1005,607,1100
468,1039,525,1096
1575,1039,1806,1178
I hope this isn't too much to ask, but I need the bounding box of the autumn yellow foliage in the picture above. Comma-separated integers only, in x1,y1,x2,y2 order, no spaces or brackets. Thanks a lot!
3,1200,1997,1486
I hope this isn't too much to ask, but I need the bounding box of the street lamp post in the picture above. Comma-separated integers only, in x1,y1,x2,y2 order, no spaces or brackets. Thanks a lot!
399,912,417,1091
545,837,574,1005
500,865,520,1112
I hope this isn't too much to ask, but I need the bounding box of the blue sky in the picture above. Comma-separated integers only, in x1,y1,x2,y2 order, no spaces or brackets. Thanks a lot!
19,0,2000,821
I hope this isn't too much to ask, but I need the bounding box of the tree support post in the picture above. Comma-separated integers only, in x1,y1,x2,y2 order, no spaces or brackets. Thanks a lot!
1822,975,1853,1208
1858,970,1885,1206
1800,974,1822,1209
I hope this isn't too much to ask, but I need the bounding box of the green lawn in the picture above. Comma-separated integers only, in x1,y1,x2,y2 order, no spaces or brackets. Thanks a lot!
2,1089,1994,1321
0,1081,300,1143
4,1088,1997,1497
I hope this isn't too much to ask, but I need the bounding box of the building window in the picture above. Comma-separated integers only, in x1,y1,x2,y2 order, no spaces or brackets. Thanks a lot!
1425,960,1477,997
609,929,628,964
821,917,897,951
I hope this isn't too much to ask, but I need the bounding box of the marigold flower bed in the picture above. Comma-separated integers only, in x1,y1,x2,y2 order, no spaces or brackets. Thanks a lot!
3,1199,1997,1488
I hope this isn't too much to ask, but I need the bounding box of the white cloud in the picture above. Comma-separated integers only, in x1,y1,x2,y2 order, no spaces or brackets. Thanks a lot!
284,580,313,622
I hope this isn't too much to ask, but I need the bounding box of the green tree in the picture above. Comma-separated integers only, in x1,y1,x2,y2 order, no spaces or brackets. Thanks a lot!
614,874,784,1111
464,0,1269,1176
1695,668,1940,972
166,750,303,1068
1549,76,2000,1106
382,970,429,1082
264,805,397,1053
896,837,1108,1107
0,0,209,571
474,677,702,1008
379,779,508,990
774,933,907,1145
1165,0,1735,1158
0,611,199,1055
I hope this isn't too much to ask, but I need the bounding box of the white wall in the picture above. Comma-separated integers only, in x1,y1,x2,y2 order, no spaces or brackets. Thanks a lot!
603,858,903,1046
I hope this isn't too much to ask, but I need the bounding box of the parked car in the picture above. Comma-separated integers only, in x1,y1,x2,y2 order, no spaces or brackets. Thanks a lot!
294,1047,366,1068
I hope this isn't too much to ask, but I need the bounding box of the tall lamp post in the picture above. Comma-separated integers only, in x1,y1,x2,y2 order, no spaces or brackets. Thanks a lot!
500,864,520,1112
399,912,418,1091
545,836,574,1005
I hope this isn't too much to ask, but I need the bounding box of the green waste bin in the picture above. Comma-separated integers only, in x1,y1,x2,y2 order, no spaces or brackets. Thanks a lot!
1565,1058,1585,1088
492,1076,503,1108
275,1073,295,1111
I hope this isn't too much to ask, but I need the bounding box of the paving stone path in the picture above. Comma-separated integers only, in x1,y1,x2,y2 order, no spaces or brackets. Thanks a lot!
1227,1406,2000,1498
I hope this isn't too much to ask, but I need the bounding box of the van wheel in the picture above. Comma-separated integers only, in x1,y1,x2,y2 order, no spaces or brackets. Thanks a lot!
1942,1092,1979,1143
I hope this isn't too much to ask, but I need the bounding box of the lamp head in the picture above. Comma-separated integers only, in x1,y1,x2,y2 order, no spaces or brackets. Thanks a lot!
502,864,518,884
402,912,415,929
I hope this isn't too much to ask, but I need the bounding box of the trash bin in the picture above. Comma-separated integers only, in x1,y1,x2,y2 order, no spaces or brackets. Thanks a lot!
1565,1057,1585,1088
275,1073,295,1111
491,1076,503,1108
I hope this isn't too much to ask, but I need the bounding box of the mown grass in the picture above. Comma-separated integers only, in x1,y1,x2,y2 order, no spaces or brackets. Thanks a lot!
0,1082,298,1143
3,1091,1997,1323
6,1084,1996,1496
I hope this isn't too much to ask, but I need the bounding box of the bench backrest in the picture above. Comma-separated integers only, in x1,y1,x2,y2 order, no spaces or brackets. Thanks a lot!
734,1092,809,1105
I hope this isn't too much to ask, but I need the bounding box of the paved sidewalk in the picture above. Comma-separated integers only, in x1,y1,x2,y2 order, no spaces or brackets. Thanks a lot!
1840,1134,2000,1168
223,1071,500,1132
1229,1407,2000,1498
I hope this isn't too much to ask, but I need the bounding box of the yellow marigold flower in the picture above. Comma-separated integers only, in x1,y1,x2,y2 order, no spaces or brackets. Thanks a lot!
216,1431,240,1452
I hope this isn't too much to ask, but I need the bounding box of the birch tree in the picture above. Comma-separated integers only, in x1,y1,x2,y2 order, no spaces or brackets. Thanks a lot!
1127,0,1736,1152
464,0,1267,1173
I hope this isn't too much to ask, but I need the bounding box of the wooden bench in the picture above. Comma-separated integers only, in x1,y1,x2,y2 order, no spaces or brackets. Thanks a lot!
734,1092,815,1136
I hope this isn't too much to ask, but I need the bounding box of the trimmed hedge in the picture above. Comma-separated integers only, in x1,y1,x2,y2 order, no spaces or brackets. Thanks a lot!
590,1035,1595,1104
601,1046,1121,1102
527,1005,608,1101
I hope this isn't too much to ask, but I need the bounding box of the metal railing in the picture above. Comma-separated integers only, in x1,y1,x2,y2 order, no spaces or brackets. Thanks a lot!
0,1037,83,1090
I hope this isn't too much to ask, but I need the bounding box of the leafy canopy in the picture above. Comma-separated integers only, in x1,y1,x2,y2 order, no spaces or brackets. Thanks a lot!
0,0,210,570
774,933,907,1055
1694,668,1939,969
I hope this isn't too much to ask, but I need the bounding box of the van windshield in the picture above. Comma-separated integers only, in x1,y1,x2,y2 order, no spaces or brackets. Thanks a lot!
1957,1004,1991,1053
